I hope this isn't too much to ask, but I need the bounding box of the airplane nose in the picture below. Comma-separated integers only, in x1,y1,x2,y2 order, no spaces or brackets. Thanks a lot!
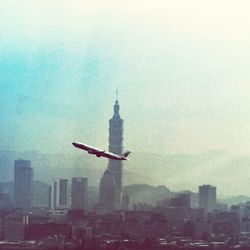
72,142,76,146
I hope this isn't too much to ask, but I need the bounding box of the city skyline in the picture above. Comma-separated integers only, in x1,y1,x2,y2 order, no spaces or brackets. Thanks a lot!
1,98,250,197
3,2,250,248
2,1,250,197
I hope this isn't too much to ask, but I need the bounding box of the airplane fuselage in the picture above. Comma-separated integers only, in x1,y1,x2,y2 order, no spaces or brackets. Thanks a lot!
72,142,129,160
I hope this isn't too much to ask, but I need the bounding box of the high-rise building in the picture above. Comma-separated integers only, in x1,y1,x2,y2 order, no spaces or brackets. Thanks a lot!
59,179,68,207
48,181,59,210
99,97,124,211
108,98,124,210
53,181,57,209
48,185,52,209
199,185,216,212
99,169,116,211
71,177,88,211
14,160,33,211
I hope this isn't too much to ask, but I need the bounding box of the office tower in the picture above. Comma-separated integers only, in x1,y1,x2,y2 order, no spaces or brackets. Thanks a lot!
199,185,216,212
14,160,33,211
48,182,57,209
108,97,124,209
48,185,52,209
99,170,116,211
71,177,88,210
99,97,124,211
53,181,57,209
59,179,68,207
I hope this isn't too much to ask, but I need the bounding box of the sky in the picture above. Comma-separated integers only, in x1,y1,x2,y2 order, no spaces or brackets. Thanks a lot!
1,0,250,156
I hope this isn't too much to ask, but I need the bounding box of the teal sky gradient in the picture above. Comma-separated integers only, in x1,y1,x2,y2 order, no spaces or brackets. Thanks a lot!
1,0,250,156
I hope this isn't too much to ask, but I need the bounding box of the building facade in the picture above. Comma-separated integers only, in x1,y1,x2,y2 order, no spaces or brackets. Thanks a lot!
53,181,57,209
14,160,33,211
199,185,216,212
3,211,29,241
48,185,52,209
59,179,68,207
71,177,88,211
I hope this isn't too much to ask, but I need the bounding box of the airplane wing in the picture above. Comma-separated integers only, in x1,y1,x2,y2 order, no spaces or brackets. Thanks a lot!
72,142,105,154
88,148,105,154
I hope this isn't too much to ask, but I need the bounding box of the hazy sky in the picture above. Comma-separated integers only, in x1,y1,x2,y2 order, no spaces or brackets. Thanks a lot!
1,0,250,156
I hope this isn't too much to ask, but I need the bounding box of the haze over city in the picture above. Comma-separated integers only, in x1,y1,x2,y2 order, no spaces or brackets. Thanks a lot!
2,0,250,196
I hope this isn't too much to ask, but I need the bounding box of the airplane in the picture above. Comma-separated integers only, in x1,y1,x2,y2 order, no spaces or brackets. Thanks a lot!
72,142,131,160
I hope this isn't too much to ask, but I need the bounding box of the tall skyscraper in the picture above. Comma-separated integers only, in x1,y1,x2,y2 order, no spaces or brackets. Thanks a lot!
99,169,116,211
99,96,124,210
14,160,33,211
59,179,68,207
71,177,88,211
199,185,216,212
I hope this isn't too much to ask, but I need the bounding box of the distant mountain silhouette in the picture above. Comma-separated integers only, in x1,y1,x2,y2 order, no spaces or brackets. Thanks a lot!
123,184,172,205
219,195,250,206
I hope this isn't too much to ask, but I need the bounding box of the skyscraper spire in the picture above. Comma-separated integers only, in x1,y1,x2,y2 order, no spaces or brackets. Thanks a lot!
113,90,120,118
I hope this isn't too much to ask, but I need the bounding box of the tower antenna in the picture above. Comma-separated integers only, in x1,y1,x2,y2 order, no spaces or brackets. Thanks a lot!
116,90,118,101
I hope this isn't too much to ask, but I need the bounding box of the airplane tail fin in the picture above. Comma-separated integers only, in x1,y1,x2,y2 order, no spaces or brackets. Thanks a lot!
121,151,131,158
